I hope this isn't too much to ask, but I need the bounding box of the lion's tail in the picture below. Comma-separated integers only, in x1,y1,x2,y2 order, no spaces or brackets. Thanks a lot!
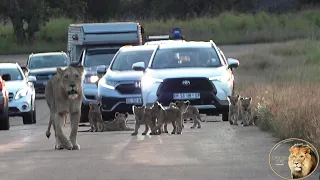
197,113,205,122
45,130,51,139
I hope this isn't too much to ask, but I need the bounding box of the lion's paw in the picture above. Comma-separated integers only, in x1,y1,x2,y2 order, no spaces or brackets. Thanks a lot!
171,132,176,134
54,144,64,150
190,126,195,129
197,126,201,129
177,132,181,135
164,131,168,133
141,132,147,135
72,144,80,150
131,132,138,136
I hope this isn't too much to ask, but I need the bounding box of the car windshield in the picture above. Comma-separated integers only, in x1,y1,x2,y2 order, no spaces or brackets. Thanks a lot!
151,47,222,69
28,54,69,69
0,67,24,81
84,50,118,67
110,50,154,71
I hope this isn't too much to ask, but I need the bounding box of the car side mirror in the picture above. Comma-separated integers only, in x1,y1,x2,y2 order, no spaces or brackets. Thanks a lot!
132,62,145,71
2,74,11,81
227,58,239,69
96,65,107,77
28,76,37,82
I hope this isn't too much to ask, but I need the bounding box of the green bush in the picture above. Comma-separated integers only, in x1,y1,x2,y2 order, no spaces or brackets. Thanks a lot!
0,9,320,54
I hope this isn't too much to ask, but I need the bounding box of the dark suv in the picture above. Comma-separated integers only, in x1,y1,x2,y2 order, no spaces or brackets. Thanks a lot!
26,52,70,93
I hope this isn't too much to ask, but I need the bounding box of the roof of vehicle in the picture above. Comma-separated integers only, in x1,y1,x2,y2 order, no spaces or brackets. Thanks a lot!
0,63,20,69
29,52,67,57
158,41,213,49
144,40,186,45
119,45,158,52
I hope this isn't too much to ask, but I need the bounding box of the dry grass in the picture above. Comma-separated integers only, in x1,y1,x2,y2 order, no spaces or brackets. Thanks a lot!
233,39,320,150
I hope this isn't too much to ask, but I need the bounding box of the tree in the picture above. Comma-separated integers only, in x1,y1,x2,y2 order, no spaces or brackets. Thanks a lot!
0,0,50,44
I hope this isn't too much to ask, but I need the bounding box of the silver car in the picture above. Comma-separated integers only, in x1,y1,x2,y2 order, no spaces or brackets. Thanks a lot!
97,45,158,121
0,63,37,124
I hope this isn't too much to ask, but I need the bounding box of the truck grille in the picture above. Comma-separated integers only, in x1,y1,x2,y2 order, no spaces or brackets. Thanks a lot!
36,73,55,80
157,78,216,94
115,83,141,94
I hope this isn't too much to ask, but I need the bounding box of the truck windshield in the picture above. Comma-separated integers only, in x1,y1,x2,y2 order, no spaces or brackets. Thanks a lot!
151,47,222,69
28,54,69,70
84,50,117,67
110,50,154,71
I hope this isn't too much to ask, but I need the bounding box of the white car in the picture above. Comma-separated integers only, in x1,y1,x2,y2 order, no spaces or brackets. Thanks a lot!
132,40,239,121
0,63,37,124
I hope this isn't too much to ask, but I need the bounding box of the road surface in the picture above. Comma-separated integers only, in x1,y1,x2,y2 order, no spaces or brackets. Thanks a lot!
0,44,318,180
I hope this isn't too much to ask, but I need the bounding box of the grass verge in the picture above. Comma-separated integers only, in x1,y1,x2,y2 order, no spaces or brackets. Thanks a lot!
0,9,320,54
234,39,320,151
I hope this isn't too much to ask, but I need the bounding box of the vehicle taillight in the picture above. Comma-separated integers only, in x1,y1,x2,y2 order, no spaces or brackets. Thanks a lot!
0,80,3,91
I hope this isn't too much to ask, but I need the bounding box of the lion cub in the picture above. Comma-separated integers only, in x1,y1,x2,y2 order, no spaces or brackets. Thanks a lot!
102,112,134,131
239,97,253,126
227,95,241,125
131,105,156,136
88,102,104,132
175,100,204,129
151,101,183,135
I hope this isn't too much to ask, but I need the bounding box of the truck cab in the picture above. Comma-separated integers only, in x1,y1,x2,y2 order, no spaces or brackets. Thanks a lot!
67,22,144,122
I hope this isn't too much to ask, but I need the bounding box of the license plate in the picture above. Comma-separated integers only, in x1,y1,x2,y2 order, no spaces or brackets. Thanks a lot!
43,81,47,85
126,98,142,104
173,93,200,100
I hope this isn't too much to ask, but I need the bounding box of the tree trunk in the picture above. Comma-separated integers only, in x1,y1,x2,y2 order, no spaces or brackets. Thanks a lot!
10,16,25,44
26,16,40,44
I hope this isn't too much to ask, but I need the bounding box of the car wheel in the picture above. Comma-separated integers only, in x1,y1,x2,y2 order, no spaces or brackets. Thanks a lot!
222,114,228,121
80,103,89,123
0,108,10,130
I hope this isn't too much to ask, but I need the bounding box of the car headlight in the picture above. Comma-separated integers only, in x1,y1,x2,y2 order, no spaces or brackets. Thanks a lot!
141,76,163,89
209,76,230,83
15,89,29,100
84,75,99,84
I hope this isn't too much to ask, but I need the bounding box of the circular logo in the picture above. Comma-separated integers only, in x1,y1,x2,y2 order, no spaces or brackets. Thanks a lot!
269,138,319,180
182,80,190,86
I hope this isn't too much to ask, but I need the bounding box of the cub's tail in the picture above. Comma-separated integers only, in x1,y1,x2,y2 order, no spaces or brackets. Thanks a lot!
198,114,205,122
78,129,91,132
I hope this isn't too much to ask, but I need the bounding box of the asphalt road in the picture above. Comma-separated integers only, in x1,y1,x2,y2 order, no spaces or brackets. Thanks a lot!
0,45,319,180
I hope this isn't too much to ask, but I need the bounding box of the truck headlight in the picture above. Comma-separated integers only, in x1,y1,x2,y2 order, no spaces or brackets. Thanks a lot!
209,76,230,83
15,89,29,100
141,76,163,89
84,75,99,84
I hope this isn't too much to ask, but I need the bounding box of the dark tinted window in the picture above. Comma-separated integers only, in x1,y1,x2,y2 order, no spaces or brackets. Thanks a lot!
28,54,69,69
84,49,118,67
151,47,221,69
110,50,154,71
